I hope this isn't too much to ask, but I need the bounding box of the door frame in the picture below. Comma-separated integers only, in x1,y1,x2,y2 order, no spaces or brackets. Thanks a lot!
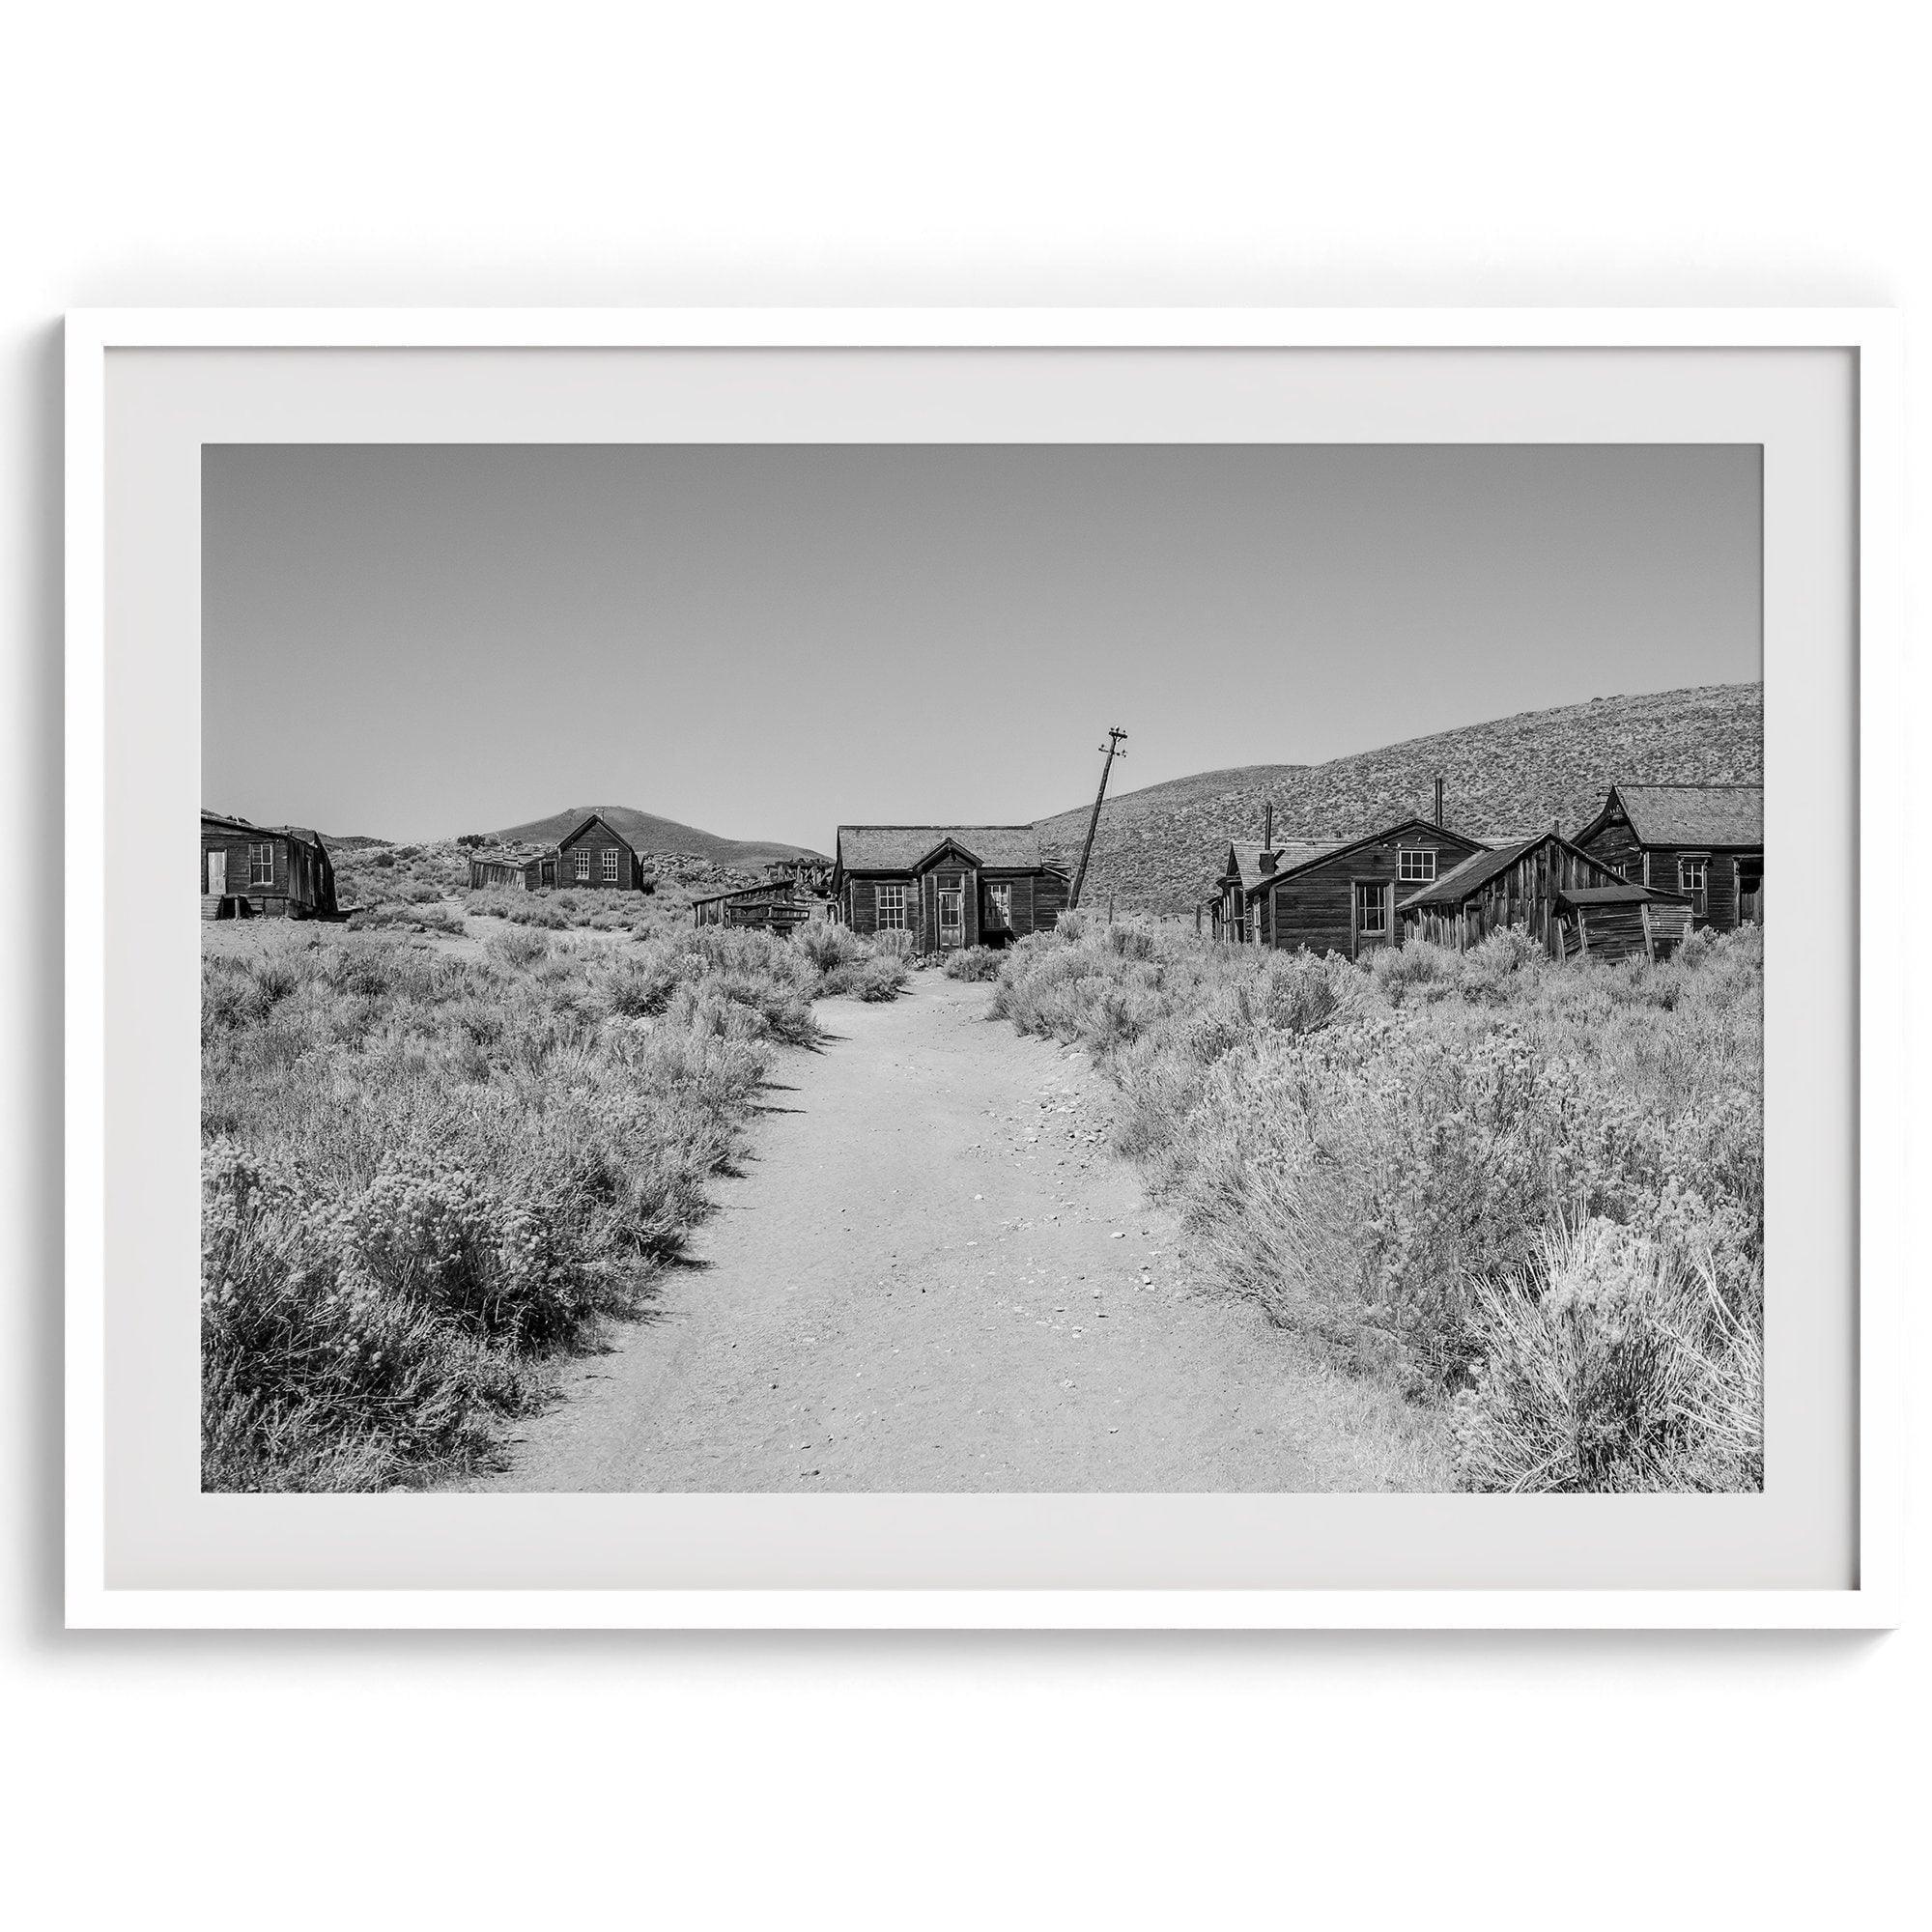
1350,877,1394,955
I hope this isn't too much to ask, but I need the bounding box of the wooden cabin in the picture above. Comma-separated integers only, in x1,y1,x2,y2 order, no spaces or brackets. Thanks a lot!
691,879,825,935
1209,838,1344,943
555,811,648,891
1572,783,1763,930
831,825,1068,952
1398,830,1694,961
1226,816,1490,958
200,810,338,920
467,851,556,892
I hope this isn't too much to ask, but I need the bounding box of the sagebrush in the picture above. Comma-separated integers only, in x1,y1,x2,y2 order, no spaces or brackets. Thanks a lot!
203,919,906,1490
992,917,1762,1492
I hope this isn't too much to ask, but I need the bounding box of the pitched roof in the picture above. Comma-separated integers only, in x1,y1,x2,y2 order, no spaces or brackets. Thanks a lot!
1246,816,1490,900
1399,835,1543,909
1604,783,1763,847
836,825,1048,872
555,810,639,857
1223,838,1347,895
1399,831,1640,912
201,810,328,852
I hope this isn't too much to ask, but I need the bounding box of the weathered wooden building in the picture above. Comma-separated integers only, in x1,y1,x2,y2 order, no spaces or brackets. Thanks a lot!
200,810,339,919
1398,830,1694,961
467,851,557,892
555,811,648,891
1572,782,1763,930
691,879,826,935
831,825,1068,951
1218,815,1490,958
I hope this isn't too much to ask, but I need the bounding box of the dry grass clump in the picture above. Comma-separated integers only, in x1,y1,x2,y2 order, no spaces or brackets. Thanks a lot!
795,921,912,1001
941,946,1005,981
992,920,1762,1492
202,923,814,1491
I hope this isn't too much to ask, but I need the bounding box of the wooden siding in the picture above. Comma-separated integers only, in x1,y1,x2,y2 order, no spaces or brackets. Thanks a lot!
1577,802,1760,933
556,820,643,891
1402,838,1648,957
1574,806,1646,882
1267,827,1480,959
840,864,1064,946
199,827,335,917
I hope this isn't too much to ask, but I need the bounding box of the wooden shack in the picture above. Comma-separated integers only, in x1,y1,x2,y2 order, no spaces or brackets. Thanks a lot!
467,851,556,892
691,879,823,935
831,825,1068,952
1229,816,1491,958
1398,830,1693,961
1572,782,1763,930
555,811,648,891
200,810,339,920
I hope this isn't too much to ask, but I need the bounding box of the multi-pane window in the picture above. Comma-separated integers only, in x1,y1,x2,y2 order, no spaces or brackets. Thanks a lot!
1396,847,1436,883
574,848,591,882
1678,856,1708,916
248,841,274,886
875,883,907,930
986,882,1013,927
601,846,620,884
1354,881,1388,934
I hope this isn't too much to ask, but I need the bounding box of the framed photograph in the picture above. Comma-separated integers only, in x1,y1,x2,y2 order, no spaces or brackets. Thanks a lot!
66,309,1901,1629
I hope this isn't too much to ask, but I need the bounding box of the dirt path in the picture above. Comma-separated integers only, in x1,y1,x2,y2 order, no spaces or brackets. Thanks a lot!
482,976,1379,1492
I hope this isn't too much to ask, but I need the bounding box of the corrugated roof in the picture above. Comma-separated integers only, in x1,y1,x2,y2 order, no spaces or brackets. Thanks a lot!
1613,783,1763,846
836,825,1047,871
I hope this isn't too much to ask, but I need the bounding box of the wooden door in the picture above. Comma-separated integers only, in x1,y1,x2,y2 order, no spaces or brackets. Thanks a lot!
937,876,965,950
206,849,227,895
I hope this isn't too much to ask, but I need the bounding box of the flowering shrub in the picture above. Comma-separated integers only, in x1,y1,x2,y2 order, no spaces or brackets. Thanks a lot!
992,920,1762,1491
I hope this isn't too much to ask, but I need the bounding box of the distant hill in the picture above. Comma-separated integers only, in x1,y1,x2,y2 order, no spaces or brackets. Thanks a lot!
489,805,827,869
1036,682,1763,915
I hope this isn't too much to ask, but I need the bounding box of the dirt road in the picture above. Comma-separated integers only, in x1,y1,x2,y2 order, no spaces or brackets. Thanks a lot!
484,976,1378,1492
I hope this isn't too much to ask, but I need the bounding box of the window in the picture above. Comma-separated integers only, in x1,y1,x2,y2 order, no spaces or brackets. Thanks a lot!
601,846,620,885
1396,847,1436,883
248,841,274,886
986,882,1013,927
1678,856,1708,916
875,883,907,930
574,847,591,882
1354,881,1389,935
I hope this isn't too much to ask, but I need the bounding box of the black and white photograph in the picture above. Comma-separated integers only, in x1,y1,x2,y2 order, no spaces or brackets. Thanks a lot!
200,440,1766,1497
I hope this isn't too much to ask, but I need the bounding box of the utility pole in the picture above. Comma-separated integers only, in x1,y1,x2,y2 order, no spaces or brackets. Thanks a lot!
1067,726,1127,912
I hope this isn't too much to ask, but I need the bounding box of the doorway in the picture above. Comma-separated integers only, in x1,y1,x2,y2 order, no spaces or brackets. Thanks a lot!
206,850,227,895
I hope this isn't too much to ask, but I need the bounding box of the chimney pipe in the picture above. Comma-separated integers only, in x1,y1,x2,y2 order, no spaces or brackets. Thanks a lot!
1262,800,1274,850
1434,777,1445,827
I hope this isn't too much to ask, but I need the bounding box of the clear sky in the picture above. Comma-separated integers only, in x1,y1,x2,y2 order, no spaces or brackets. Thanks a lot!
203,442,1760,849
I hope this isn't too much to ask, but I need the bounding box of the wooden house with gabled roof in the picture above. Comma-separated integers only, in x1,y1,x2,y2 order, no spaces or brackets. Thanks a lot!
200,810,339,920
1212,790,1489,957
1572,782,1763,929
1398,829,1694,962
555,810,648,891
831,825,1068,951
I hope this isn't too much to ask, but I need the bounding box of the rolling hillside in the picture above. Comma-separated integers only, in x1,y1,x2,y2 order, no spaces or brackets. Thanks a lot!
489,805,826,869
1036,682,1763,915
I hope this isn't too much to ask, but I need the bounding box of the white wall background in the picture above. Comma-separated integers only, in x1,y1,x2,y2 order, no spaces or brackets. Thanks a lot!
3,4,1922,1926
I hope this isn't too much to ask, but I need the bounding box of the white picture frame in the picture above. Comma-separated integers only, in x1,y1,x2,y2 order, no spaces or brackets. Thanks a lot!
66,308,1904,1631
